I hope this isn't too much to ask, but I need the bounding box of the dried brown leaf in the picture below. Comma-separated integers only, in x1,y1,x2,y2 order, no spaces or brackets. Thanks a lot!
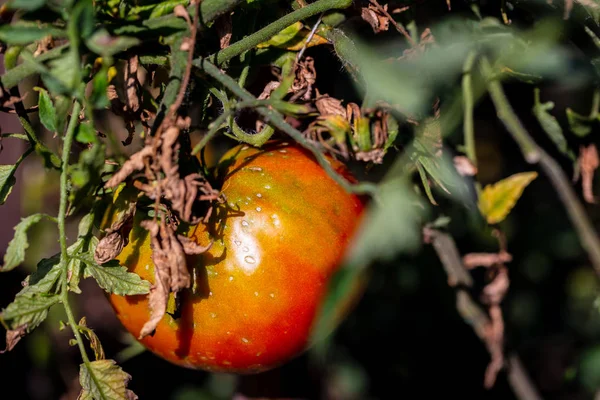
1,325,27,353
216,13,233,49
138,219,191,338
126,55,140,113
178,235,213,255
315,93,346,117
361,3,390,33
462,251,512,269
453,156,478,176
105,146,153,189
579,144,599,203
482,267,510,305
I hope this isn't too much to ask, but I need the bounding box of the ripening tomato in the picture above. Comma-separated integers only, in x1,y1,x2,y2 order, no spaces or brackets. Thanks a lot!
106,140,367,373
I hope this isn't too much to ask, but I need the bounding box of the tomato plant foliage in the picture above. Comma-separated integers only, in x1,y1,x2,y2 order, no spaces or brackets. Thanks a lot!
2,0,600,398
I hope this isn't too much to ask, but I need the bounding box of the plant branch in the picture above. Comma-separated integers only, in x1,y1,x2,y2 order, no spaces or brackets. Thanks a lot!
196,58,377,195
462,51,477,168
481,57,600,280
57,101,98,388
424,227,542,400
206,0,353,66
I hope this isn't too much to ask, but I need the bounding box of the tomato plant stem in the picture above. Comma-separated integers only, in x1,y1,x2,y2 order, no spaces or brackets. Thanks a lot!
207,0,353,66
57,101,97,378
482,56,600,280
196,58,378,196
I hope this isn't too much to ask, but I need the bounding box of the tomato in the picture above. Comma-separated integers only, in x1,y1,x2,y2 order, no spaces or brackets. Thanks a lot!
107,140,367,373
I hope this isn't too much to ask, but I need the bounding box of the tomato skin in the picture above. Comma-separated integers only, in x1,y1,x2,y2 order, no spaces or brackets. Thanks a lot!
108,141,367,373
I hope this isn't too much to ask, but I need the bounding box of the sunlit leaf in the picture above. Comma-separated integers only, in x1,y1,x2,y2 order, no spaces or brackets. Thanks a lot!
78,360,136,400
478,171,538,224
80,252,150,296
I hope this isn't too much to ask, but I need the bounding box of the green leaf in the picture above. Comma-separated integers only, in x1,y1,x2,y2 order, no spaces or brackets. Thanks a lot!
2,214,51,272
566,108,594,137
6,0,46,11
47,50,81,94
0,293,60,331
257,22,304,48
19,255,62,297
0,23,64,45
0,164,18,205
86,29,141,57
80,253,150,296
36,88,57,132
478,171,538,225
532,88,573,159
79,360,136,400
75,121,97,144
149,0,189,18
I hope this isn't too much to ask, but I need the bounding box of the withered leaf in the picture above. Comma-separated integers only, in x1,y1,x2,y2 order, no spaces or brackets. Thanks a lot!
453,156,478,177
315,93,346,117
579,144,599,204
1,324,27,353
178,235,213,255
361,3,390,34
105,146,153,189
138,219,191,339
462,251,512,269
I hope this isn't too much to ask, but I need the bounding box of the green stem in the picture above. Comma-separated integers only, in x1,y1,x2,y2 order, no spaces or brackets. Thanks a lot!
57,101,96,379
204,0,353,66
481,58,540,163
191,110,230,155
481,57,600,280
462,51,477,168
197,58,377,196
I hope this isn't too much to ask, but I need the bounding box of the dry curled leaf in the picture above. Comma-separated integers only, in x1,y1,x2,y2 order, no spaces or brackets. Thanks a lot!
138,219,191,338
216,13,232,49
315,92,347,117
361,3,390,33
1,325,27,353
453,156,478,176
462,251,512,269
105,146,153,189
579,143,599,204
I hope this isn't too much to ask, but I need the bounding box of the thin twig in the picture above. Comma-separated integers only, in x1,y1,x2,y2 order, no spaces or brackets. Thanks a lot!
423,228,543,400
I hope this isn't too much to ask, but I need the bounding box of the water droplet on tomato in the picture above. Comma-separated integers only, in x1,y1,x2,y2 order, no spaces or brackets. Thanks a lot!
242,246,249,252
248,166,263,172
244,256,256,264
241,337,250,344
264,184,271,189
256,193,262,198
279,149,287,153
241,220,249,227
256,206,262,212
229,276,234,281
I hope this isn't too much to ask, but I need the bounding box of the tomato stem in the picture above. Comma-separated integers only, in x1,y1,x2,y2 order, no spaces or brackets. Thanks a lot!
57,101,99,387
